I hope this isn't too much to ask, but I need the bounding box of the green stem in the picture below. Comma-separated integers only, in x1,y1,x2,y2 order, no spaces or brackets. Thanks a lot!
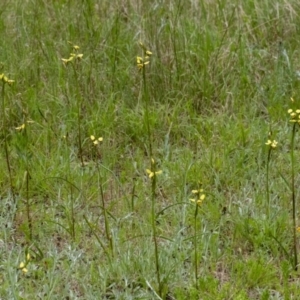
70,183,75,241
98,170,113,255
291,123,298,270
71,63,84,167
131,180,136,212
266,147,272,218
2,83,15,203
23,123,32,241
141,59,160,294
151,171,162,297
26,169,32,240
83,215,112,264
142,64,161,294
194,203,199,289
142,66,152,159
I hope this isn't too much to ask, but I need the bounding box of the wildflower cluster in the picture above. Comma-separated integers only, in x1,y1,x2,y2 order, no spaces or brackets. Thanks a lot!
265,139,278,149
19,253,31,274
90,135,103,145
146,158,162,178
62,43,83,65
288,109,300,125
136,42,152,70
190,189,206,206
0,73,14,85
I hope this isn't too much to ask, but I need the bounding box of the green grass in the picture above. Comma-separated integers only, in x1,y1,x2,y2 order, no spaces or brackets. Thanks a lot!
1,0,300,298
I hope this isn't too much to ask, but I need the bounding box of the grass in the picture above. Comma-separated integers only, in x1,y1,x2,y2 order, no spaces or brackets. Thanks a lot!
1,0,300,298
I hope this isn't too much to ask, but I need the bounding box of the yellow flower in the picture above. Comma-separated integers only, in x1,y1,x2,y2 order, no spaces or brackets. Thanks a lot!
136,56,145,69
90,135,103,145
18,251,31,273
68,52,83,60
137,56,143,64
146,169,162,178
190,189,206,206
19,262,28,273
15,120,35,131
15,124,26,130
137,42,152,69
288,108,300,124
192,189,204,194
0,73,14,85
190,198,205,206
62,46,83,65
146,158,162,178
7,79,14,85
265,139,278,148
136,55,150,69
62,57,74,64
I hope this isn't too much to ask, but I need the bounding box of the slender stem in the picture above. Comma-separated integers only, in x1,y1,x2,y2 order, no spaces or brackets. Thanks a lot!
194,204,199,289
266,148,272,218
291,123,298,270
131,180,136,212
142,64,161,294
25,169,33,240
83,215,112,263
142,67,152,159
151,171,161,296
72,63,84,167
22,121,33,241
2,83,16,203
70,183,75,241
98,170,113,255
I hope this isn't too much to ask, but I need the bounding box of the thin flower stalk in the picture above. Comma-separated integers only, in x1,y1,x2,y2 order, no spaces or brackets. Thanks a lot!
91,137,113,256
62,43,84,167
1,74,15,203
190,188,206,289
291,122,297,271
15,121,34,240
137,42,153,159
146,158,163,297
288,108,298,270
265,138,278,218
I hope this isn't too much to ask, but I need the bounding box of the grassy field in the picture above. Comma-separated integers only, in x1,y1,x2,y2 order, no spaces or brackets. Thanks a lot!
1,0,300,299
